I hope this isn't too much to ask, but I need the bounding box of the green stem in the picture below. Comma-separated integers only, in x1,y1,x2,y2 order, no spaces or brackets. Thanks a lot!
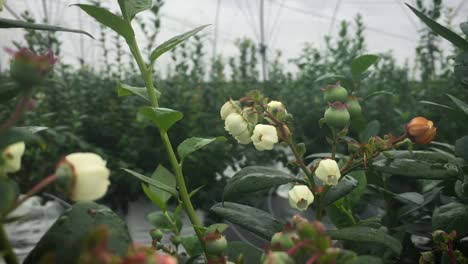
127,36,207,257
160,132,205,245
287,141,316,193
127,38,159,108
0,222,18,264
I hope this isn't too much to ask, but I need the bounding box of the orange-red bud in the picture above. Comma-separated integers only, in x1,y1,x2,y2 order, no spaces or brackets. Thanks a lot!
406,117,436,144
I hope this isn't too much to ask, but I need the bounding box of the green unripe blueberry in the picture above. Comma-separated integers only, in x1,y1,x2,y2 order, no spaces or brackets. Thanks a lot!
150,229,163,241
324,105,350,129
324,84,348,103
270,232,296,250
346,98,362,118
205,235,228,255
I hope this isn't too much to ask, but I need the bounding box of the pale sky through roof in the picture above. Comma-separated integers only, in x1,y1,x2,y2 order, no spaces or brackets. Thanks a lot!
1,0,467,73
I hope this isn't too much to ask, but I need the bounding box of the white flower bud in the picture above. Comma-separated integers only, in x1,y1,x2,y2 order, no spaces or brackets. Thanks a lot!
224,113,249,136
2,142,25,174
251,124,278,151
56,153,110,202
267,101,287,120
220,100,239,120
288,185,314,211
315,159,341,185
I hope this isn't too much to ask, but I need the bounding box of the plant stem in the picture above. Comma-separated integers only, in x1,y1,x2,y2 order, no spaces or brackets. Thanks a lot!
160,132,205,245
0,90,32,136
287,141,316,193
0,222,19,264
127,37,207,257
5,174,57,216
128,39,159,108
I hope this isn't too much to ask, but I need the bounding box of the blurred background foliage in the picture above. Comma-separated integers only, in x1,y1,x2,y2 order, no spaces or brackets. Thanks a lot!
1,0,467,213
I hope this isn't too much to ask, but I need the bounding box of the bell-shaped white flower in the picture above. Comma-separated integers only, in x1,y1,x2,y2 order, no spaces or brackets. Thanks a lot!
288,185,314,211
251,124,278,151
225,113,248,135
315,159,341,185
2,142,25,174
220,100,239,120
57,153,110,202
233,129,252,144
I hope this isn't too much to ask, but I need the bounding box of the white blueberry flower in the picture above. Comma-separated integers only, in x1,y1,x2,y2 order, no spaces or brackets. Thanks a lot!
1,142,25,174
56,153,110,202
288,185,314,211
315,159,341,185
251,124,278,151
220,100,239,120
233,129,252,144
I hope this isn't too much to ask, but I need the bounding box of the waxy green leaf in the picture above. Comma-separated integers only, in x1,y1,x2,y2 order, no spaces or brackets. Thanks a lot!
351,54,379,76
75,4,134,41
138,107,183,132
406,4,468,50
142,165,176,210
0,18,93,38
118,0,152,21
327,226,402,255
149,25,209,65
223,166,305,200
117,82,161,102
177,137,225,161
210,202,282,240
324,175,358,206
123,168,178,198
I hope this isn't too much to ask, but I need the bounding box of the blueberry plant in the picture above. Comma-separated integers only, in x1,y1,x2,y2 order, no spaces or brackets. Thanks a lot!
1,1,468,264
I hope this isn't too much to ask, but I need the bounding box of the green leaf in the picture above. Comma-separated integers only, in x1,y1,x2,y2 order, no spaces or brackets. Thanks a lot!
74,4,134,41
419,100,456,111
122,168,178,198
117,0,152,20
364,91,394,100
347,171,367,207
226,242,262,263
137,107,183,132
351,54,379,76
447,94,468,115
177,137,226,161
360,120,380,142
315,74,355,91
0,177,19,215
180,236,203,256
372,151,459,180
327,198,356,228
0,18,93,38
223,166,305,200
210,202,282,240
432,202,468,237
406,4,468,50
117,82,161,102
0,127,39,149
149,25,209,65
455,135,468,160
146,211,182,232
142,165,176,210
461,22,468,36
324,175,358,206
327,227,402,255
